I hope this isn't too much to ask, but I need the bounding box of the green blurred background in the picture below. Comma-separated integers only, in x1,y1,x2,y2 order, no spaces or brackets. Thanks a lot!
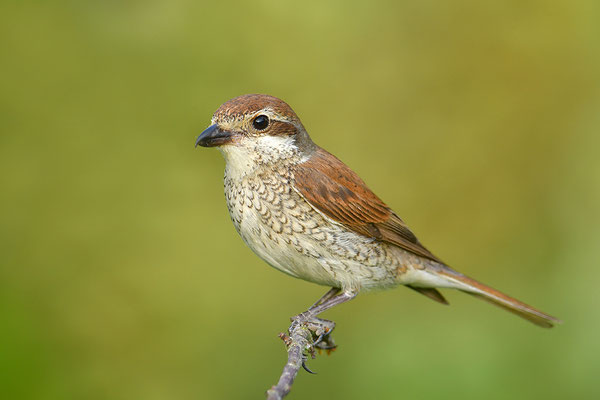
1,1,599,399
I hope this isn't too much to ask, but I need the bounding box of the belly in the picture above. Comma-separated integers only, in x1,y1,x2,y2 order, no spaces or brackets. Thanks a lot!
237,217,338,286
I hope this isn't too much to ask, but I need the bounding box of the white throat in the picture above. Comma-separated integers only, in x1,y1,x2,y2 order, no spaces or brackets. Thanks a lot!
220,135,299,180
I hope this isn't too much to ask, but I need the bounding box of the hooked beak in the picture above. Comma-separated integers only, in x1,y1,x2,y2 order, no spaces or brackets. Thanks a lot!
195,124,234,148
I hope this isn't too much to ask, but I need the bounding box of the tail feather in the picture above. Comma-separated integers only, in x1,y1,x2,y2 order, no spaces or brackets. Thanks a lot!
407,285,449,305
438,270,561,328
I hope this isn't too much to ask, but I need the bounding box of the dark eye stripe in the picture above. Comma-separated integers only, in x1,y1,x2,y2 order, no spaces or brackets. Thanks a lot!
269,120,298,136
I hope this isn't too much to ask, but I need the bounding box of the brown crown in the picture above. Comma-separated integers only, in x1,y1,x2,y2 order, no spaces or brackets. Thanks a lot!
213,94,301,124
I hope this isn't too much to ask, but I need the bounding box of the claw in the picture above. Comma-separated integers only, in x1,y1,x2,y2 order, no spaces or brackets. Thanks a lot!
315,341,337,351
302,360,316,374
314,331,329,346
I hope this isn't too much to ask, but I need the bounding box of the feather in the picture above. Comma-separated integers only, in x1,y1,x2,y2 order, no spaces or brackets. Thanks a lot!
407,286,449,305
293,147,442,263
437,269,561,328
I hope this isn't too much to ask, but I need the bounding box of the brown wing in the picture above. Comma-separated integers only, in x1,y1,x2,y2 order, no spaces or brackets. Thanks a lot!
293,147,443,264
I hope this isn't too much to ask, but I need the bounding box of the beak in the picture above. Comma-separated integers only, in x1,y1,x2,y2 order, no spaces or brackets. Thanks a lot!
195,124,234,148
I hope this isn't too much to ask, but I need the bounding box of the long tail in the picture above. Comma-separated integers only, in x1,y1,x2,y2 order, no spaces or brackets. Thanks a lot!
437,269,561,328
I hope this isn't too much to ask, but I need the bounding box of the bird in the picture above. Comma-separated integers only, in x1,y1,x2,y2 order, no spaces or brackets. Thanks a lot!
195,94,560,328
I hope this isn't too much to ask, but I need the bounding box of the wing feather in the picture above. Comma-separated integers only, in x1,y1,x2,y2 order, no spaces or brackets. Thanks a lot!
293,147,443,264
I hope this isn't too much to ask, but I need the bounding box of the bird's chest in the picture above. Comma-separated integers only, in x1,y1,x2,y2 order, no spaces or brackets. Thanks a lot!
224,168,350,286
222,170,395,288
223,171,322,265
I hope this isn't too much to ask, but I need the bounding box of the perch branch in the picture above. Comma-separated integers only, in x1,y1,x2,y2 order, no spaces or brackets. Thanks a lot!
266,317,336,400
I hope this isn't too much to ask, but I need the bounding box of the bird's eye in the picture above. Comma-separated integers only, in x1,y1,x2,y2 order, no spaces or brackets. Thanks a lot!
252,115,269,130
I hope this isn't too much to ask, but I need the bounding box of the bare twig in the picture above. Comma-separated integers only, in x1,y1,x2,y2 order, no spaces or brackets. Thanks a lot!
265,327,310,400
266,318,337,399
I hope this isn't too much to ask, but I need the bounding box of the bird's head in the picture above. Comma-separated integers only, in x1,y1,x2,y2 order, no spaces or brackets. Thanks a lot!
196,94,315,170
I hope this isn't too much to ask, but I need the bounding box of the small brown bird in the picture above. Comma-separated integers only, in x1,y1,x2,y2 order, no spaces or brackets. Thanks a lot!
196,94,559,328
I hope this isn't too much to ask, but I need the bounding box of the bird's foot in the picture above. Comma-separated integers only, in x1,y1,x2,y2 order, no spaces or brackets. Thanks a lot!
282,314,337,374
289,313,337,352
289,311,313,331
306,317,336,351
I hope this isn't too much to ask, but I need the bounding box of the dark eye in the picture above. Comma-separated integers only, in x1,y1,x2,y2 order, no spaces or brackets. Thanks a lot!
252,115,269,130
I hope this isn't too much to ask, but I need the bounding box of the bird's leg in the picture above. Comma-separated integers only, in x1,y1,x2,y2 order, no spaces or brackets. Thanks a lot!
301,288,340,348
290,288,358,345
285,289,358,374
309,287,341,310
303,289,358,317
291,288,353,327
